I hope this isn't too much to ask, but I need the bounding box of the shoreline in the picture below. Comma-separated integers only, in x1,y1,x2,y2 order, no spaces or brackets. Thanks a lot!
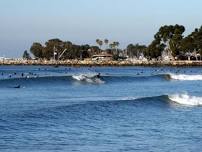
1,59,202,67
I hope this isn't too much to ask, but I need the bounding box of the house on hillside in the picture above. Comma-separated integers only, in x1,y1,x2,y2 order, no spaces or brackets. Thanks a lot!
185,51,201,60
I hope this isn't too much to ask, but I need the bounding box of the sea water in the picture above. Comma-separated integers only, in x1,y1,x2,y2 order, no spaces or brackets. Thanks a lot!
0,66,202,151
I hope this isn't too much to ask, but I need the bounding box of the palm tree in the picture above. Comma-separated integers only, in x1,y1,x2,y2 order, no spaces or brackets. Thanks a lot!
96,39,100,46
104,39,109,50
99,40,103,50
115,42,120,48
108,43,114,55
109,43,114,49
113,41,120,55
96,39,103,53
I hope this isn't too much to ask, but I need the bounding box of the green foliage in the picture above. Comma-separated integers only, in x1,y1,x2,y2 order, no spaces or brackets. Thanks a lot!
30,42,43,58
104,39,109,46
30,39,94,60
113,54,119,60
180,26,202,55
29,25,202,61
148,24,185,58
146,40,165,58
127,44,147,58
22,50,31,59
108,41,120,55
96,39,103,50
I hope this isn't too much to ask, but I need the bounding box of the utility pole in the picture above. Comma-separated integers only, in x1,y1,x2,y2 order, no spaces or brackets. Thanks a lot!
53,46,57,61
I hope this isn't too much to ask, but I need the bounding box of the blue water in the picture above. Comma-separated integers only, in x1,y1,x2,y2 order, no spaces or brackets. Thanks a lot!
0,66,202,151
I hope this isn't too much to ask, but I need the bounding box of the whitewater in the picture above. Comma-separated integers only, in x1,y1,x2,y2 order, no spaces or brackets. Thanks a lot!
169,73,202,81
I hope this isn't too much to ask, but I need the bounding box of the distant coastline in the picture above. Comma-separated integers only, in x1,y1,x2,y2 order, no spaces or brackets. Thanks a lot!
9,24,201,68
1,59,202,67
24,25,202,64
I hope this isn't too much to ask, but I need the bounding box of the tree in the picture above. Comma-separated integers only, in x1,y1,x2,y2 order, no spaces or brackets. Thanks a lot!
180,26,202,56
22,50,31,60
109,43,115,50
180,36,195,53
193,26,202,55
90,46,100,55
114,42,120,48
104,39,109,50
112,42,120,55
127,43,147,58
96,39,103,52
43,38,64,59
148,24,185,58
147,40,165,59
30,42,43,58
127,44,135,58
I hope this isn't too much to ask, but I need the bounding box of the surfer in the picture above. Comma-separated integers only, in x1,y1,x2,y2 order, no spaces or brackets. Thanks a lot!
164,74,171,80
96,73,101,78
14,85,21,88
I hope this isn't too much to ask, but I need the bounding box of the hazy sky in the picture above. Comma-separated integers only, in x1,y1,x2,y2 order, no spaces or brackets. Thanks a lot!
0,0,202,57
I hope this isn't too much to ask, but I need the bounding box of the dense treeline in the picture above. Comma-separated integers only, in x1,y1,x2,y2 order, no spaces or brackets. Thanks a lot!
26,25,202,60
28,38,120,60
30,39,99,60
146,25,202,60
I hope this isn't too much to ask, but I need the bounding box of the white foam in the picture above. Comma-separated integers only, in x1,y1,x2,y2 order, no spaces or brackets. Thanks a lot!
169,74,202,81
120,96,138,101
66,96,139,103
72,74,88,81
72,73,105,84
168,94,202,106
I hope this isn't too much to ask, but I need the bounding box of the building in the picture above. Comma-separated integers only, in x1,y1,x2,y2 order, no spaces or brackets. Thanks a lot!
92,52,113,61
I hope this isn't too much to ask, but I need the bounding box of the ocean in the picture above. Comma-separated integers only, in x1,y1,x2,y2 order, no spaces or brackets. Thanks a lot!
0,65,202,152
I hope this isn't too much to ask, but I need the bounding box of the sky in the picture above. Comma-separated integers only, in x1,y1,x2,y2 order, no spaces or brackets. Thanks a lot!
0,0,202,58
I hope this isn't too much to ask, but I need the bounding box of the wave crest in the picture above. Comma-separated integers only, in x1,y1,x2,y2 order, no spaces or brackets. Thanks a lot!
168,94,202,106
72,73,105,84
169,74,202,81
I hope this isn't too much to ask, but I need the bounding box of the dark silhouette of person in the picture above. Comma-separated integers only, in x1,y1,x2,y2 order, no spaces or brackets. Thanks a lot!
97,73,101,78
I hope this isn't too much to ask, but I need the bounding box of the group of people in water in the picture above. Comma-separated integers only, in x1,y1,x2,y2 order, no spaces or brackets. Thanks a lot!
0,66,199,89
1,72,38,79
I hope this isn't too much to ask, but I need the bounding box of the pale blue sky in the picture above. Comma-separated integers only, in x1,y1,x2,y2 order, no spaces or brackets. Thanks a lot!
0,0,202,57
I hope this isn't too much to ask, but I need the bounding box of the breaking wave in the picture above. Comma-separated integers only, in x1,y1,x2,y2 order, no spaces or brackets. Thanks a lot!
169,74,202,81
72,73,105,84
6,93,202,122
102,93,202,107
168,93,202,106
1,73,202,85
71,73,202,82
